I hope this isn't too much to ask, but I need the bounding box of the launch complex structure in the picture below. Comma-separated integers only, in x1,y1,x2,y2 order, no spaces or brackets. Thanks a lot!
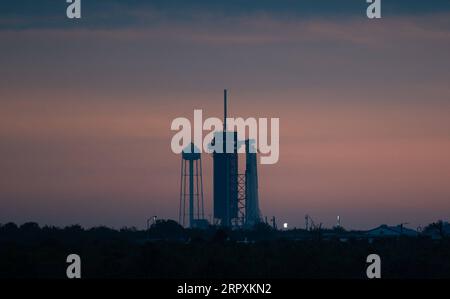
179,90,261,228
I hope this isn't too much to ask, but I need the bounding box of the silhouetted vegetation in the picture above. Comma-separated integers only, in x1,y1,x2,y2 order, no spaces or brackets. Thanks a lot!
0,221,449,279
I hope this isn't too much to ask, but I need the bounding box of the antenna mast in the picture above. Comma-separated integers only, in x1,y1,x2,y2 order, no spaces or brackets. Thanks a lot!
224,89,227,131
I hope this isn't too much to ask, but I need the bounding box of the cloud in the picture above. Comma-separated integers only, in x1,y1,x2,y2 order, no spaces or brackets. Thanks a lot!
2,0,450,31
2,12,450,46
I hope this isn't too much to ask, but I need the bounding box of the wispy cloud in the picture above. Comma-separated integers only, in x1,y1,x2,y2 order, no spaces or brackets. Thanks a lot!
2,12,450,47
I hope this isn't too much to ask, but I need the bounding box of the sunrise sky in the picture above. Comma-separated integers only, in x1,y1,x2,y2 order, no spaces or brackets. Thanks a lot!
1,0,450,229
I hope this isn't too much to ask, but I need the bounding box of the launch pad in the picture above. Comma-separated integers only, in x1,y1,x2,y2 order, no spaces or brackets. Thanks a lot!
178,90,262,228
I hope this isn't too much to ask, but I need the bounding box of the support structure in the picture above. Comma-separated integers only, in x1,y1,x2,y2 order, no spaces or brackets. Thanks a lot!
179,143,205,228
211,90,261,228
231,174,246,227
212,90,238,227
245,139,261,227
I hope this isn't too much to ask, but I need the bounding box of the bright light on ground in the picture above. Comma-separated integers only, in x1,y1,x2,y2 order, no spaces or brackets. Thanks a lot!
283,223,288,229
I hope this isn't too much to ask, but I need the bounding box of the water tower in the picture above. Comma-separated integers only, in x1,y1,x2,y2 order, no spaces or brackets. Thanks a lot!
179,143,205,228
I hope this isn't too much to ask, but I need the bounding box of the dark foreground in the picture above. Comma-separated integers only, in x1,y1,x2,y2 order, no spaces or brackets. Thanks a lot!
1,221,449,279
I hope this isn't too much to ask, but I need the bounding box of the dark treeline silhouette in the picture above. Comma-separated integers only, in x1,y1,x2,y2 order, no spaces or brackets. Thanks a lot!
0,220,449,279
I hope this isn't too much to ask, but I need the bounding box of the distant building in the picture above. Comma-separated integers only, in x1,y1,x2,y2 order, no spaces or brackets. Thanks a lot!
422,221,450,240
365,224,419,238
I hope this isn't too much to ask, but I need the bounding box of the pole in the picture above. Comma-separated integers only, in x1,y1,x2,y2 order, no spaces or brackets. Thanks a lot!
189,159,194,228
224,89,227,131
